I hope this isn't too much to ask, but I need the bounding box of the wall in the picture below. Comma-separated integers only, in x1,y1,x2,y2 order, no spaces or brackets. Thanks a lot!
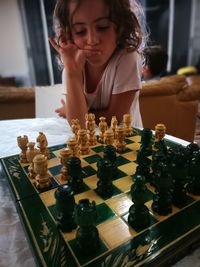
0,0,29,84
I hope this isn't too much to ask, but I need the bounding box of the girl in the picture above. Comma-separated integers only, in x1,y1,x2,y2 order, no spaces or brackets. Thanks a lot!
49,0,145,128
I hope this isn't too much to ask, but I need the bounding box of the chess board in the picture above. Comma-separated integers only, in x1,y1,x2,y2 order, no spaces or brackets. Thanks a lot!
1,129,200,267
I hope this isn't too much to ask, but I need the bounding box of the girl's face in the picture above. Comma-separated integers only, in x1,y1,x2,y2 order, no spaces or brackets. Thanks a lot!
69,0,117,67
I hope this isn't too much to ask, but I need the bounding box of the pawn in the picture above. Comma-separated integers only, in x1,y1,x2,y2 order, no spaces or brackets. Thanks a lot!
17,135,29,163
98,117,108,143
85,113,97,146
153,124,167,154
123,114,133,136
67,137,79,157
104,129,114,146
77,129,90,155
111,116,118,139
96,159,114,198
71,119,80,140
75,199,100,255
33,154,51,189
128,174,150,232
59,148,72,181
115,126,126,152
54,184,77,232
26,142,40,179
67,157,84,193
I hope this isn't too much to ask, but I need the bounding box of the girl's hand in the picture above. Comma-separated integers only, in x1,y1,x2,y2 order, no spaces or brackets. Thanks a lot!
55,98,66,118
49,35,86,75
49,35,101,75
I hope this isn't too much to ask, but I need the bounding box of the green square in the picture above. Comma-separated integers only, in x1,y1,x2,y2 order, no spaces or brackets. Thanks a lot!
125,138,134,144
96,203,116,224
113,169,128,181
94,185,122,200
82,165,97,178
117,156,130,166
117,147,132,154
92,145,105,153
84,154,102,164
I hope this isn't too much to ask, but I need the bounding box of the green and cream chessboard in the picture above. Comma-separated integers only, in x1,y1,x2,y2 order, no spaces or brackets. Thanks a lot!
1,129,200,267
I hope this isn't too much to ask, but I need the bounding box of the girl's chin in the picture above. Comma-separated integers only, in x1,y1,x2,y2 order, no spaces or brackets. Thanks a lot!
86,57,103,66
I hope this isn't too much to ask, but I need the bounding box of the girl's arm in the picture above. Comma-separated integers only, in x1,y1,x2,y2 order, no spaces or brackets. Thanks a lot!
92,90,136,124
63,70,88,127
49,37,98,127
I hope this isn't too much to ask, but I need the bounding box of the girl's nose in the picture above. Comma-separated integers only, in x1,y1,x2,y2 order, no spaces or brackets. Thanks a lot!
87,29,99,46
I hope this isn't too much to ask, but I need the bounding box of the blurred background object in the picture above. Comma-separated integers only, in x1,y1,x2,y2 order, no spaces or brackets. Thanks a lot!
0,0,200,86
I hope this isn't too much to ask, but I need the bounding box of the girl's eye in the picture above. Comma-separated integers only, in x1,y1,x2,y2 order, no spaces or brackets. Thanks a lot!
74,30,86,36
97,25,110,32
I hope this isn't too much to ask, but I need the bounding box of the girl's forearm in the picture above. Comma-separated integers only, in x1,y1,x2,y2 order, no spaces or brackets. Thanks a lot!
65,73,88,128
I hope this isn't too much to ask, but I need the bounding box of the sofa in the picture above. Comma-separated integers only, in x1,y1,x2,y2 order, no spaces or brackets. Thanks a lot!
0,86,35,120
139,75,200,142
0,75,200,142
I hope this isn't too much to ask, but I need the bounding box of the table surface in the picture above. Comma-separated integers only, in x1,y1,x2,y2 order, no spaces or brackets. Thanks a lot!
0,117,199,267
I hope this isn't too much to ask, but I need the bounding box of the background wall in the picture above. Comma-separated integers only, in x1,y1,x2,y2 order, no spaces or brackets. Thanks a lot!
0,0,29,85
0,0,200,87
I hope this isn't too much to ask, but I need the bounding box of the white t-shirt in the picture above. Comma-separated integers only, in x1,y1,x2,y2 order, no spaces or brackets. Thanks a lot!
63,49,143,128
83,49,143,128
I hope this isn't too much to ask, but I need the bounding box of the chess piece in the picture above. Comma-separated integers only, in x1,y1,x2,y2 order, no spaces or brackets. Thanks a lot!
75,199,100,255
67,156,84,193
150,150,168,186
33,154,51,189
54,184,77,232
123,114,133,136
37,132,50,159
104,128,114,146
67,137,79,157
17,135,29,163
85,113,97,146
152,162,173,215
186,142,200,179
71,119,80,140
103,145,118,178
170,146,189,207
134,128,152,182
110,116,118,139
59,148,72,181
96,159,114,198
26,142,40,179
98,117,108,143
115,126,126,152
187,149,200,195
128,174,150,232
77,129,90,155
153,124,167,154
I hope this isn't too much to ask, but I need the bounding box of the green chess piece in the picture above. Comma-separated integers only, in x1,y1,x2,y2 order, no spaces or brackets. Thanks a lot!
152,162,173,215
103,145,118,178
96,158,114,198
128,174,150,232
170,146,189,208
67,156,84,193
75,199,100,255
54,184,77,232
134,128,153,182
187,150,200,195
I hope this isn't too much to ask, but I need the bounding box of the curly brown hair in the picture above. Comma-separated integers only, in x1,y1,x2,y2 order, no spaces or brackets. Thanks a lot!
53,0,145,52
